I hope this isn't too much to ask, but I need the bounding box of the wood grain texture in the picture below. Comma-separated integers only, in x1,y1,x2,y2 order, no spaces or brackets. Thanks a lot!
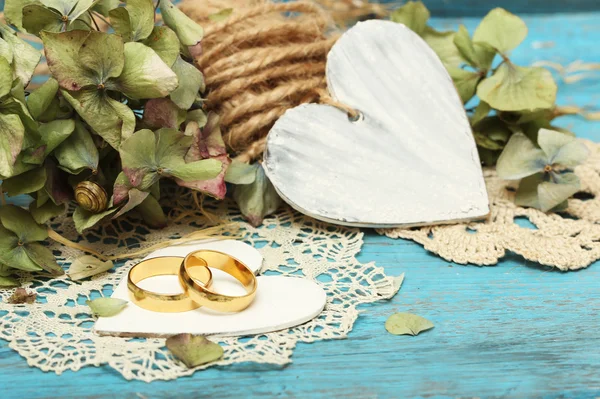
264,21,489,227
1,11,600,399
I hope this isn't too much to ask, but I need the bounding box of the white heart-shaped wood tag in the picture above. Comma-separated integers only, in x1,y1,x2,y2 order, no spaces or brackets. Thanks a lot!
94,240,326,338
264,20,489,227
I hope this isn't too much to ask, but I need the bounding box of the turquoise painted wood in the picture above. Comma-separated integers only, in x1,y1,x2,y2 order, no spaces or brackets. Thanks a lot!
2,11,600,399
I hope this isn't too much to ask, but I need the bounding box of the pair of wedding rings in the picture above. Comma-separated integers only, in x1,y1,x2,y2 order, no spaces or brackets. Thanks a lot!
127,250,257,313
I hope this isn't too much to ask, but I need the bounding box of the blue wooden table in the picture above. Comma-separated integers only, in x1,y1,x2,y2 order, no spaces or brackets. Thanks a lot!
2,9,600,399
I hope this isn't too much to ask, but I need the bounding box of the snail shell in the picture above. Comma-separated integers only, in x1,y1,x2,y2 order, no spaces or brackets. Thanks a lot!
75,181,108,213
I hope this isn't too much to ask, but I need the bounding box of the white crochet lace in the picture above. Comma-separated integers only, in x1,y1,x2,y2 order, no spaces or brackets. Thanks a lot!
0,193,399,382
379,141,600,271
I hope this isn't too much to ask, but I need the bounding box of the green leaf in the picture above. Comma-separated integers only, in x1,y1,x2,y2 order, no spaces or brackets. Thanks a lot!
514,173,544,209
471,101,491,126
120,128,221,190
0,38,14,65
0,276,20,288
477,64,557,112
79,31,125,84
24,242,64,276
165,334,223,368
73,207,117,233
136,194,168,228
62,89,135,149
159,0,204,46
233,164,281,227
54,121,99,174
168,159,223,183
41,30,94,91
0,224,42,272
454,25,496,70
68,255,114,281
538,173,580,212
447,67,480,104
170,56,204,110
123,0,156,42
29,200,65,224
2,167,46,196
22,4,65,36
110,42,179,99
208,8,233,23
421,27,465,68
27,119,77,164
225,160,257,185
0,25,41,86
0,113,26,177
113,188,149,219
496,133,546,180
472,116,511,151
538,128,589,167
93,0,121,16
41,0,98,22
142,26,181,67
473,8,527,54
5,0,39,30
385,312,434,336
27,78,60,121
187,109,208,128
390,1,430,35
86,297,128,317
109,7,134,42
0,205,49,242
0,58,13,99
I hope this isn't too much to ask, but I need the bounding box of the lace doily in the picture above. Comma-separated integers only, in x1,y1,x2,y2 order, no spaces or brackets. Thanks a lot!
379,141,600,271
0,195,399,382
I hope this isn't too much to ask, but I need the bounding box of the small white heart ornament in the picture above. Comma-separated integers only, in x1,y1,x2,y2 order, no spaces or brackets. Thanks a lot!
94,240,326,338
264,20,489,228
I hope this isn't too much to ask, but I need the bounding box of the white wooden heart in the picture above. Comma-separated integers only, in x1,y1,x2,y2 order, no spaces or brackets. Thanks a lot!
263,20,489,228
94,240,327,338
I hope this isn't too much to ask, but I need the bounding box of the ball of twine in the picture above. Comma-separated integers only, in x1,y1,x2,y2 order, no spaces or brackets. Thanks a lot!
180,0,360,163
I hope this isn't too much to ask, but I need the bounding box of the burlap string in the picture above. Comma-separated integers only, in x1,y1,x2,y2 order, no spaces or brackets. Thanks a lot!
180,0,359,161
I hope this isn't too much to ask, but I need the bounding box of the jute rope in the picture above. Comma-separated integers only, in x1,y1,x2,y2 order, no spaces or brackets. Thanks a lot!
180,0,358,161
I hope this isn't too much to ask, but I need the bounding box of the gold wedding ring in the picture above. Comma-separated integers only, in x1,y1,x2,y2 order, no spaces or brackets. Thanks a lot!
180,250,258,313
128,257,213,313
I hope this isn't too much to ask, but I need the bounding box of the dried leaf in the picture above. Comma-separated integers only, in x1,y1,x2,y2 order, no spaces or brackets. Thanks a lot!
2,167,47,197
29,200,66,224
136,194,168,229
447,67,480,104
68,256,114,281
23,242,64,276
385,312,434,336
86,297,128,317
142,26,180,67
225,160,258,185
166,334,224,368
233,164,281,227
170,56,204,110
390,1,430,36
54,121,99,174
0,276,20,288
8,288,37,304
73,207,117,234
159,0,204,47
473,8,527,54
477,64,557,112
496,133,545,180
110,42,178,99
